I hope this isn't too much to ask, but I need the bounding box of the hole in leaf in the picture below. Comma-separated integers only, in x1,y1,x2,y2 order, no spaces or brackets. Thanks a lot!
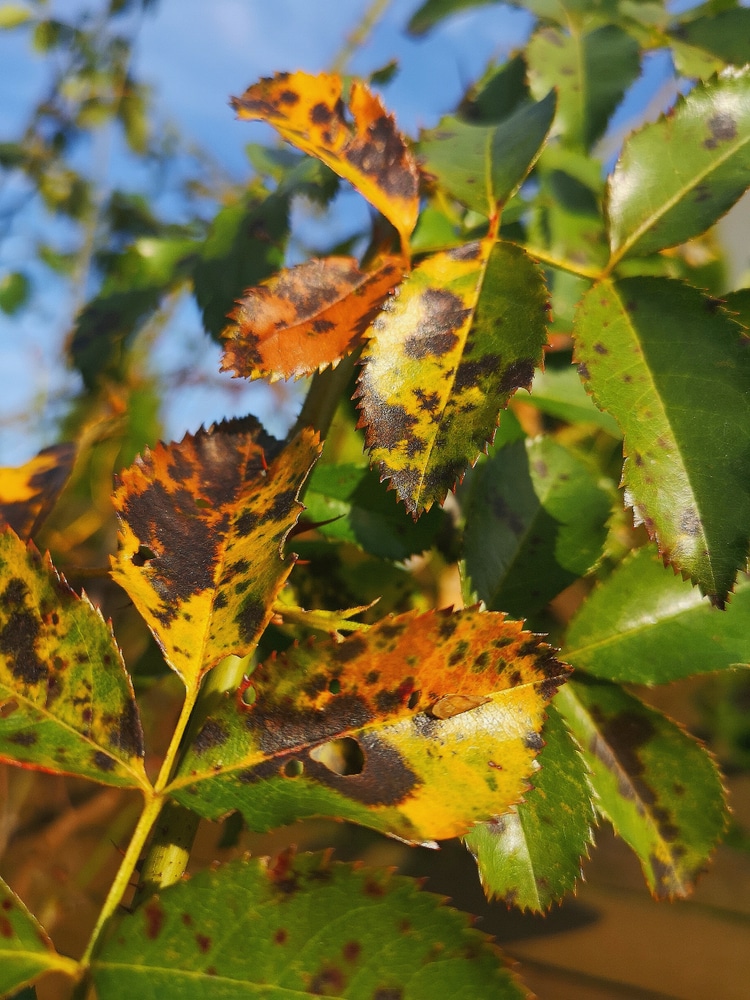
407,690,420,710
283,759,304,778
309,737,364,776
328,679,341,695
241,684,257,707
195,497,211,509
132,545,157,567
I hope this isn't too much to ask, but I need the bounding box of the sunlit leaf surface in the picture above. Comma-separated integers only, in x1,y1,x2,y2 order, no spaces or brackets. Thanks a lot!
112,420,321,689
557,677,727,899
0,528,147,788
168,608,570,843
232,72,419,248
465,705,594,911
221,256,403,381
357,238,548,516
565,547,750,684
575,276,750,606
607,68,750,260
93,853,527,999
0,444,76,539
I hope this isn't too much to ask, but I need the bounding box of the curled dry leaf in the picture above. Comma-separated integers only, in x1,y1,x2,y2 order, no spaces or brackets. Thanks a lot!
221,256,403,381
232,71,420,250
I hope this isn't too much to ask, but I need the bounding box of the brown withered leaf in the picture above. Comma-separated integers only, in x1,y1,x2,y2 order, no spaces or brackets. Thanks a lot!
232,72,420,251
111,418,321,690
221,256,403,381
0,444,76,539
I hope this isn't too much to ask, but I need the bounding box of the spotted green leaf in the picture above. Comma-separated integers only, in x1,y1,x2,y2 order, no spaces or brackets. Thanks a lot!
0,528,148,789
111,420,321,690
465,704,595,912
575,276,750,606
527,24,640,151
92,853,527,999
464,436,612,618
565,547,750,684
607,68,750,262
357,238,548,516
167,608,569,844
556,677,727,899
418,90,556,217
0,877,78,996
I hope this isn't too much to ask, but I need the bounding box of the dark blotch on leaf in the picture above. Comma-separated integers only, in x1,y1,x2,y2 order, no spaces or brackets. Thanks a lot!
523,731,544,751
8,730,37,746
236,596,267,644
310,101,332,124
331,633,368,663
234,510,260,536
109,698,145,758
93,750,117,772
499,358,535,394
144,900,164,940
193,718,229,754
0,597,46,685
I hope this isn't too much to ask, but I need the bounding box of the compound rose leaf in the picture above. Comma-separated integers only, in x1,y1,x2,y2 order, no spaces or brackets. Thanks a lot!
221,256,403,382
0,443,76,540
167,607,570,844
111,419,321,690
92,853,528,1000
0,528,148,789
575,277,750,606
356,238,548,516
233,72,419,250
556,676,727,900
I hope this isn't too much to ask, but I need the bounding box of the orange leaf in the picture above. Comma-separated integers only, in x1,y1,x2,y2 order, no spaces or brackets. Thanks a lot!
221,256,403,381
232,72,420,251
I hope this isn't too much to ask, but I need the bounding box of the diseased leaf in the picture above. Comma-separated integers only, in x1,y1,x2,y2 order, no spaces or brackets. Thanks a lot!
565,547,750,684
0,444,76,539
92,853,527,999
111,420,321,689
607,68,750,261
168,608,570,843
575,277,750,606
0,528,148,789
465,704,595,911
0,877,78,996
232,72,419,249
357,238,548,516
556,677,727,899
464,436,612,618
527,24,640,150
303,462,448,561
221,256,403,382
418,90,556,216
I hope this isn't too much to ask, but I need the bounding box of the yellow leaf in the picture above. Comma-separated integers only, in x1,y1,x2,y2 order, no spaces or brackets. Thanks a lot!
111,419,321,690
0,443,76,539
232,72,420,252
169,608,571,843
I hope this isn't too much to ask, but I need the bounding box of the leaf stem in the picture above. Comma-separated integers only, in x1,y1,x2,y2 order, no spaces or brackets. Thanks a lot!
524,245,603,281
290,349,359,444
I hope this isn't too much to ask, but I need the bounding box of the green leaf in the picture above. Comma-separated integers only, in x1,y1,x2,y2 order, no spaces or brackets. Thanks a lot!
71,237,196,386
407,0,499,35
723,285,750,328
465,704,595,911
167,608,569,843
556,676,727,899
0,529,148,788
527,24,640,150
357,238,549,516
459,53,530,124
674,9,750,68
464,436,612,617
607,67,750,261
193,191,290,340
528,362,622,435
303,463,448,561
0,877,77,995
0,272,30,315
575,276,750,606
418,90,556,216
92,853,527,999
564,547,750,683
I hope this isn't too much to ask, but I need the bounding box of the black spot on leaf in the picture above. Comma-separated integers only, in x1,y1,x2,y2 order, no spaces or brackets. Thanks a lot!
193,718,229,754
